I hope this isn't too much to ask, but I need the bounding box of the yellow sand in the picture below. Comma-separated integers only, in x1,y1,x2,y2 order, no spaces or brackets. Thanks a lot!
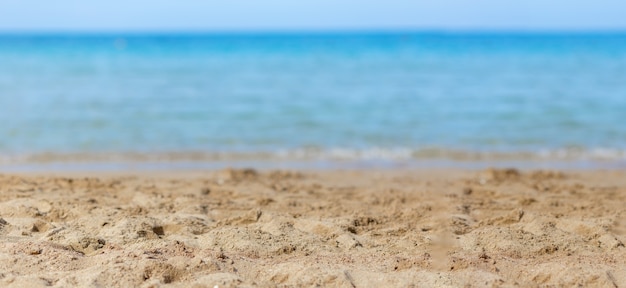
0,168,625,287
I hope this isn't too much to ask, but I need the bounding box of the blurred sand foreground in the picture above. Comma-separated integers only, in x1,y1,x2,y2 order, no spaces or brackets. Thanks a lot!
0,168,625,287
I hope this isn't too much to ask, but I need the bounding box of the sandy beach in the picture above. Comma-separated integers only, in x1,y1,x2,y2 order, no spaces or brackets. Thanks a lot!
0,168,624,287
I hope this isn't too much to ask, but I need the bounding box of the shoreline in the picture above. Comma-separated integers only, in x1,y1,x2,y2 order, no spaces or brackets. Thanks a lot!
0,167,625,286
2,160,626,175
2,147,626,173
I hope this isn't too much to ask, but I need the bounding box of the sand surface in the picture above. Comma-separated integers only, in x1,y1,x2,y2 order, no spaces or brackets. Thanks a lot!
0,168,625,287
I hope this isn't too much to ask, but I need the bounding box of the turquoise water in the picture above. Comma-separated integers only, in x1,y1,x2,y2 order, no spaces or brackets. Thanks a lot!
1,33,626,165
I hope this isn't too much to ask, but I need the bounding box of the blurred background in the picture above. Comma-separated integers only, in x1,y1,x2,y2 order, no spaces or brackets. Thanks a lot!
1,1,626,169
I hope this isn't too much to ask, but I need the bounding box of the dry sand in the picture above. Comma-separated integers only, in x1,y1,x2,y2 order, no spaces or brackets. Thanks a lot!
0,168,625,287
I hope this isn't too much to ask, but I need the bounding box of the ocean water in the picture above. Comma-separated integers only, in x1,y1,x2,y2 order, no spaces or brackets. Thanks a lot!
1,32,626,167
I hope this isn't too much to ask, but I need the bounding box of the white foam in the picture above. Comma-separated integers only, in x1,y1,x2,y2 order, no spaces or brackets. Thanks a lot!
1,147,626,166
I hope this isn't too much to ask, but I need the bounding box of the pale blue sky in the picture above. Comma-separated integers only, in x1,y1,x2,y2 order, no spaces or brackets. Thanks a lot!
1,0,625,32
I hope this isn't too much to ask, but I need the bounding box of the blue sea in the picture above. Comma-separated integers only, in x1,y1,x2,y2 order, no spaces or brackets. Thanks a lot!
1,32,626,169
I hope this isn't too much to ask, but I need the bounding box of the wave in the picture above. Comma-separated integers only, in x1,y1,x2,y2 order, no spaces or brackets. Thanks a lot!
1,147,626,165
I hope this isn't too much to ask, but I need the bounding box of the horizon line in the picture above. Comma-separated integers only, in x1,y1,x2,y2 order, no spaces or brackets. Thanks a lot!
1,27,626,36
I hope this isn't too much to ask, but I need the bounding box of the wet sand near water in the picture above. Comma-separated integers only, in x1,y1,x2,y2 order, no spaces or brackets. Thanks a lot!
0,168,625,287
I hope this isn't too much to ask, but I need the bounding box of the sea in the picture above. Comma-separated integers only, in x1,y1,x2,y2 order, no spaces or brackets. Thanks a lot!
1,32,626,170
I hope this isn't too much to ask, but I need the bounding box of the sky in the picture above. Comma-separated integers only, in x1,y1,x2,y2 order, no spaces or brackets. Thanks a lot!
1,0,625,32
